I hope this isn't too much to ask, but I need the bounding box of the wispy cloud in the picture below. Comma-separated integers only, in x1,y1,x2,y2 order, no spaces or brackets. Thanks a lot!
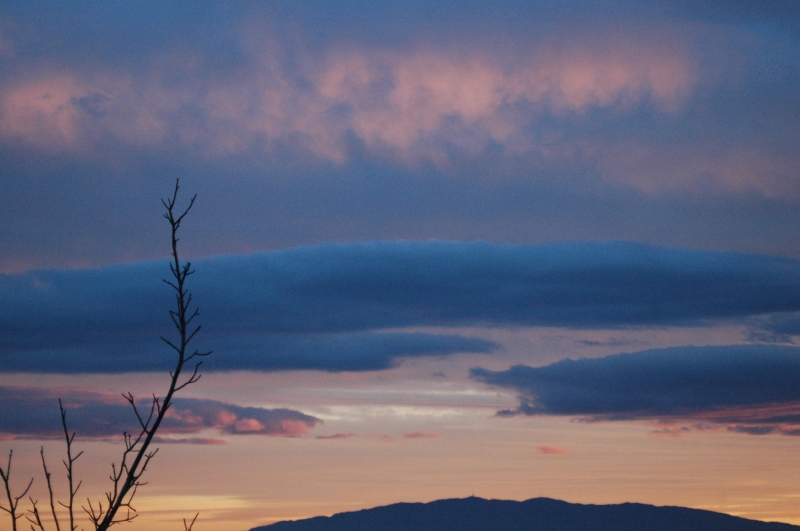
472,344,800,436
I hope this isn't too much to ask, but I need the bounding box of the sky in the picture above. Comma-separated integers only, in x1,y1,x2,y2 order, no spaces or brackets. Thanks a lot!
1,1,800,529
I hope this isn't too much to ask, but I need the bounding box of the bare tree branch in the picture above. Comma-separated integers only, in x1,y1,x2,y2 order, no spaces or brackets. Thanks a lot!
82,179,211,531
0,450,34,531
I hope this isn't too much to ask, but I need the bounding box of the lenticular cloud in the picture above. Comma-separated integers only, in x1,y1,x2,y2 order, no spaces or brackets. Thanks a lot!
1,241,800,373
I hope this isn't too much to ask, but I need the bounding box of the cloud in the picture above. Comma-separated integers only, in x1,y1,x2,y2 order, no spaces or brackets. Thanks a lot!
0,76,90,149
315,433,355,440
0,332,498,374
303,45,690,165
749,312,800,343
403,431,437,439
2,241,800,373
166,398,320,436
2,0,795,200
1,0,800,278
152,437,226,445
0,41,692,166
0,2,704,176
0,387,319,441
471,344,800,436
537,445,568,455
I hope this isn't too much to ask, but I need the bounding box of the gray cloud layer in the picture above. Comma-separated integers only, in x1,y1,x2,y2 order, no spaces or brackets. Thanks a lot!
471,344,800,435
1,241,800,373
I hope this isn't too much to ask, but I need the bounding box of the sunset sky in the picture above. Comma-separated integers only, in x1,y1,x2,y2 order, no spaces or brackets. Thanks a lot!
2,1,800,530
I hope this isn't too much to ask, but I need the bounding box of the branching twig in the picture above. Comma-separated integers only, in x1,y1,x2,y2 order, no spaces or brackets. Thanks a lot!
58,400,83,531
0,450,34,531
27,497,46,531
183,513,198,531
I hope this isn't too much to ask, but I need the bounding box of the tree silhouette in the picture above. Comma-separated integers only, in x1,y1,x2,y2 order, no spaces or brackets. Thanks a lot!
1,180,208,531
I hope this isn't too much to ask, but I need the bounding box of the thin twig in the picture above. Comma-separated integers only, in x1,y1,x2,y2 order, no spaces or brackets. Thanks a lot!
26,497,46,531
183,513,199,531
38,445,62,531
58,400,82,531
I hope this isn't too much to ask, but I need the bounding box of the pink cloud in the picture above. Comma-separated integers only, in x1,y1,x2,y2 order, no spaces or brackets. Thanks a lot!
306,45,692,166
165,400,320,436
537,445,569,455
0,76,86,148
403,431,438,439
0,37,693,169
37,33,800,198
233,418,267,433
280,419,314,436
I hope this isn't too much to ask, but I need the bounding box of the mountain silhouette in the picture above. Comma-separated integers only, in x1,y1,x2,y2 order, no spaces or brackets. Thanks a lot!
251,497,799,531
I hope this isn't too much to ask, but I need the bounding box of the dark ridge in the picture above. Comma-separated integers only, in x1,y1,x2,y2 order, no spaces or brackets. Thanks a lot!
251,497,799,531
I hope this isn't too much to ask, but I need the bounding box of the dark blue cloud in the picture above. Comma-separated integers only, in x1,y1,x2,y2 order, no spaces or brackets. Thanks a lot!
471,344,800,435
195,240,800,331
0,332,498,373
1,241,800,373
